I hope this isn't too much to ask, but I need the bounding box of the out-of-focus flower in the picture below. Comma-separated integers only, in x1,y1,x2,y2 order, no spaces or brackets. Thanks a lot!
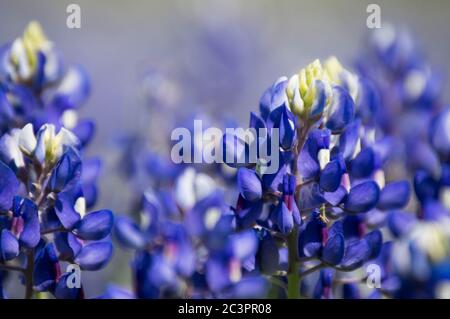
0,22,92,146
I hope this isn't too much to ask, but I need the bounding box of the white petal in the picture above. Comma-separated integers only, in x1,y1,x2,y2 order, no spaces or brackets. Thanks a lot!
61,110,79,130
74,197,86,218
0,130,25,168
194,172,216,201
174,168,196,211
19,123,37,155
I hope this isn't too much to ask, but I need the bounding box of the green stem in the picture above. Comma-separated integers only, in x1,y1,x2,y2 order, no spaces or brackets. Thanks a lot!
287,228,300,298
287,122,311,299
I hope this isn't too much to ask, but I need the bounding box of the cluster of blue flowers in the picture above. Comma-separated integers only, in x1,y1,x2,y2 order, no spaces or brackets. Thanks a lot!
0,22,114,299
111,56,398,298
351,25,450,299
112,25,450,299
2,21,450,299
219,56,409,298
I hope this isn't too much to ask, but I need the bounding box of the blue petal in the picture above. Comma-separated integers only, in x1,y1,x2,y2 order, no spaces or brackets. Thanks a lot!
322,233,345,265
430,109,450,158
81,157,101,185
309,80,327,120
298,213,325,258
0,161,19,211
54,232,82,260
81,184,97,210
0,229,19,261
52,65,90,110
349,148,377,178
114,216,146,249
326,85,355,133
339,238,371,271
387,211,416,238
72,119,95,148
185,191,225,236
279,106,296,150
320,158,345,192
73,210,114,240
33,243,60,292
365,209,387,228
329,220,344,238
17,198,40,248
441,164,450,186
262,163,286,192
292,201,302,226
257,231,279,274
249,111,266,131
206,257,231,292
259,87,272,119
338,119,361,162
54,191,82,229
298,182,325,211
237,168,262,202
147,254,176,287
221,133,249,168
343,283,360,299
356,78,379,123
377,181,410,210
364,230,383,260
54,272,83,299
344,181,380,213
422,200,450,221
414,170,439,203
259,77,288,119
249,112,267,140
48,147,82,193
132,251,159,298
74,241,113,271
229,230,258,261
313,269,335,299
410,142,441,178
342,215,363,240
0,87,14,128
235,197,263,229
275,202,294,234
32,51,46,89
323,186,347,206
298,129,330,180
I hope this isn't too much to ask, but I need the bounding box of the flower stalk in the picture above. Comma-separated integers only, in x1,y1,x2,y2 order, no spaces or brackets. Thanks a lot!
287,123,311,299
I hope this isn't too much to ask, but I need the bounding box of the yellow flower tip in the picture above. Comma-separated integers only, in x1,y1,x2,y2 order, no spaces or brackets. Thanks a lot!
324,56,344,83
9,21,52,81
287,57,358,121
24,21,48,43
298,60,320,98
324,56,360,101
23,20,50,54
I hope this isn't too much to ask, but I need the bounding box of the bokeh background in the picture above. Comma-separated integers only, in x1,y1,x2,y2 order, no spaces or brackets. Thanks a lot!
1,0,450,297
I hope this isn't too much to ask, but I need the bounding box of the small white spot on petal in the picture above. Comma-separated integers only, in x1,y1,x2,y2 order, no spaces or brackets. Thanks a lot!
374,169,385,189
74,197,86,218
204,207,221,230
318,148,330,170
